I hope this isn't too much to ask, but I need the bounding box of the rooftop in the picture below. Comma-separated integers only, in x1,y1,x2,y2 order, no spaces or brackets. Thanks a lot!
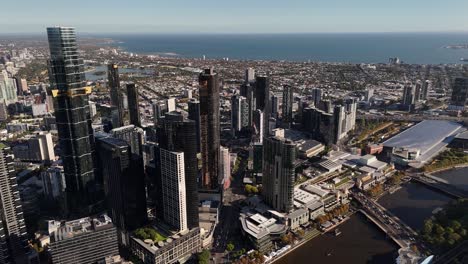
383,120,464,157
48,214,114,242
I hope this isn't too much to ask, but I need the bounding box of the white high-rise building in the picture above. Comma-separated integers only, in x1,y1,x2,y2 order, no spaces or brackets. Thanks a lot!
160,149,188,232
166,98,176,112
219,147,231,187
37,132,56,161
253,110,264,143
245,68,255,84
14,132,56,162
0,70,18,104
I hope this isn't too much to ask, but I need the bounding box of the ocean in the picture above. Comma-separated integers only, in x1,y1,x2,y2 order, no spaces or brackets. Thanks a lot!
92,32,468,64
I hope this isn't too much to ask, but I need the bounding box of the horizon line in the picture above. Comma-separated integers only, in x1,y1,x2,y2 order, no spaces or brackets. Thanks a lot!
1,30,468,36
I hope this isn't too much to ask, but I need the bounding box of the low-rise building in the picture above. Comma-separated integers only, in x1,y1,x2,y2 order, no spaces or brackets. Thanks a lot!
47,214,119,264
130,227,201,264
287,209,309,231
239,212,287,254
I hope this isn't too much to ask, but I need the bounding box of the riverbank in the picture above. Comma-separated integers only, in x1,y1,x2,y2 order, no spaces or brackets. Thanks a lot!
273,213,398,264
268,212,354,264
424,164,468,175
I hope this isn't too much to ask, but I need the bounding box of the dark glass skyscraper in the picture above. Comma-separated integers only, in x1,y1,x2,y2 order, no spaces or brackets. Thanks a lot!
96,137,147,244
157,111,199,229
107,63,124,127
127,83,141,127
47,27,98,216
199,69,220,190
0,145,29,263
187,99,201,153
262,137,296,213
255,76,269,111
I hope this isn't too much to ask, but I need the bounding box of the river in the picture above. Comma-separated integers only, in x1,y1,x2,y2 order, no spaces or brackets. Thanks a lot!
85,65,154,81
276,181,456,264
378,182,453,230
433,166,468,192
275,213,398,264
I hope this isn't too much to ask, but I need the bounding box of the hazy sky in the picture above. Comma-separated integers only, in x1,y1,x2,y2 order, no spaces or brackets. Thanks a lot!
1,0,468,34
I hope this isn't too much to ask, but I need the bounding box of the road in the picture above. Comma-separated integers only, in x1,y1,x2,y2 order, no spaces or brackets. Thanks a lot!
212,157,248,264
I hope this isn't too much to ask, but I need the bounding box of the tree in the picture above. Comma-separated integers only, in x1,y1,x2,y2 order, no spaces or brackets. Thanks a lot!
198,249,210,264
245,184,259,194
450,220,462,231
423,219,433,234
226,242,235,252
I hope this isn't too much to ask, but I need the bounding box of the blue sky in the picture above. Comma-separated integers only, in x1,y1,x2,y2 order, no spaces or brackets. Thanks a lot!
1,0,467,33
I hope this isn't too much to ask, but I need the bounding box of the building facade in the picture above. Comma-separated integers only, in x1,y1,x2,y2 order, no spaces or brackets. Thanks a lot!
107,63,124,127
0,145,29,263
96,137,147,244
127,83,141,127
282,85,294,126
262,137,296,213
47,27,98,215
198,69,220,190
451,77,468,108
156,112,199,230
48,215,119,264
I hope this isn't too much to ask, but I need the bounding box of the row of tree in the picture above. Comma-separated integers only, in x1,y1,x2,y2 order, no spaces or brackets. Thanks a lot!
423,149,468,173
316,203,350,224
421,199,468,252
366,183,384,198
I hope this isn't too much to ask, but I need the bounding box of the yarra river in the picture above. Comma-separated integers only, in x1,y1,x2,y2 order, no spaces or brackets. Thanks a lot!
276,167,468,264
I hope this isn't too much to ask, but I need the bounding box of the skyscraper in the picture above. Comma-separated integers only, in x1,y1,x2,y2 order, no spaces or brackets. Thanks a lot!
157,111,199,229
311,88,322,107
127,83,141,127
96,137,147,244
219,146,231,189
282,85,294,126
402,84,416,111
152,100,166,126
253,109,264,143
107,63,124,127
188,99,201,152
159,149,188,231
0,145,29,263
231,95,249,135
245,68,255,84
262,136,296,213
421,80,430,101
166,98,176,112
255,76,269,112
0,220,8,263
47,27,97,215
110,125,145,156
451,77,468,108
270,94,279,118
199,69,220,190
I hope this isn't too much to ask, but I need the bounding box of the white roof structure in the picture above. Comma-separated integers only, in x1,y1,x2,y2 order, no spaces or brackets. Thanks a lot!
383,120,465,162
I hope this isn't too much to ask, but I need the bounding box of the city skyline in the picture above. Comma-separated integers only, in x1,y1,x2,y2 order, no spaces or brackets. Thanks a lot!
1,0,468,34
1,16,468,263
